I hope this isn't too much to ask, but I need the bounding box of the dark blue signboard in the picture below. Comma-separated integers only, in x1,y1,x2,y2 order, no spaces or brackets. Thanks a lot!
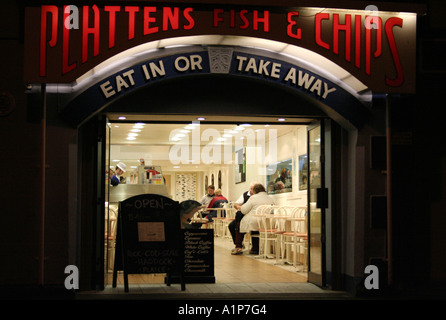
60,49,369,128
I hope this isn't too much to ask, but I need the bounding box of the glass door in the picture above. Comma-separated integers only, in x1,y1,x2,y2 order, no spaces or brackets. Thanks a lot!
104,120,111,287
307,121,326,286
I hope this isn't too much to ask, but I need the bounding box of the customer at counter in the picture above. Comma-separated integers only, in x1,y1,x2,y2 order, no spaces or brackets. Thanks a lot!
233,183,275,255
110,162,126,186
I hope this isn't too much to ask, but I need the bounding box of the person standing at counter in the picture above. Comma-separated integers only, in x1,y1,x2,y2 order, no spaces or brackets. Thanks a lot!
110,162,126,186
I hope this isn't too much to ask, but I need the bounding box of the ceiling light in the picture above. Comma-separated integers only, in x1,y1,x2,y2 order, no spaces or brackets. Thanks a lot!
278,118,286,122
135,122,146,125
240,123,252,127
197,117,205,121
118,116,126,120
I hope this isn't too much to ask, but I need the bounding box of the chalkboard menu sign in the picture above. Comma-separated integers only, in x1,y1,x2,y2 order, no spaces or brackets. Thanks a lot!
169,229,215,284
112,194,185,292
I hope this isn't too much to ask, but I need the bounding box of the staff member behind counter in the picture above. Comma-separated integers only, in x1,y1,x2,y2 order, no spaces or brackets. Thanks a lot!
111,162,126,186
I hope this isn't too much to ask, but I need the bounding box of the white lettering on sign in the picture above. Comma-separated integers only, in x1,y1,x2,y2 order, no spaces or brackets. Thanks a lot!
99,69,136,98
283,67,336,99
174,55,203,72
235,56,281,79
142,60,166,80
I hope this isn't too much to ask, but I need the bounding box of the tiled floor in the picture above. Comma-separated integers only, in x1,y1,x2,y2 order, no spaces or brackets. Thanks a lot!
79,236,351,299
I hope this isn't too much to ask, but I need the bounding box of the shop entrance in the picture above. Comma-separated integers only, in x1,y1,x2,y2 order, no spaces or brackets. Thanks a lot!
69,43,370,292
103,117,322,289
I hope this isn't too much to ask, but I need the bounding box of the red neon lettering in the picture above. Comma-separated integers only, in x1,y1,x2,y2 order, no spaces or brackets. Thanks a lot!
144,6,158,35
385,17,404,87
82,5,100,63
213,8,224,27
62,6,76,74
125,6,139,40
365,16,382,75
253,10,269,32
183,7,195,30
355,15,361,68
230,9,236,28
333,14,351,62
287,11,301,40
104,6,120,48
40,5,58,77
315,13,330,50
239,10,249,29
163,7,179,31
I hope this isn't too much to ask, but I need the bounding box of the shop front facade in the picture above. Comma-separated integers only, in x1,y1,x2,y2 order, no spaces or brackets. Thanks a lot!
2,0,445,298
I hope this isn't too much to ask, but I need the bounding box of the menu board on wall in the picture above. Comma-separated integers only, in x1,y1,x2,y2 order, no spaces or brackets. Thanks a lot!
112,194,185,292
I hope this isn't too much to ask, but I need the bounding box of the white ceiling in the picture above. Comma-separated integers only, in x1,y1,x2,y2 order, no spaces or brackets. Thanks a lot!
108,116,311,172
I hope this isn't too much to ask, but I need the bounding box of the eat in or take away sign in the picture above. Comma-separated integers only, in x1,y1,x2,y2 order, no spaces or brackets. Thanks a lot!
24,3,417,93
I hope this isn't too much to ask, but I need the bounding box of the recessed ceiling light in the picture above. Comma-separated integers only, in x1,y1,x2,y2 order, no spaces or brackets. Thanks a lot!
197,117,205,121
118,116,126,120
240,123,251,127
278,118,286,122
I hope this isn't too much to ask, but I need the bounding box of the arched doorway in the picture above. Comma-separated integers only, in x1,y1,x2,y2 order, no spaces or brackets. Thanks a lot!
67,42,370,291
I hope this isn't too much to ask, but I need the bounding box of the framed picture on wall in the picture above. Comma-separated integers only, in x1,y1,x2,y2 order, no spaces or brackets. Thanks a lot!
299,154,308,190
234,147,246,184
266,159,292,194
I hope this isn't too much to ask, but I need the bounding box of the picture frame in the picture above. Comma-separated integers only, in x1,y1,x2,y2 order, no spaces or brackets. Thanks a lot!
234,147,246,184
